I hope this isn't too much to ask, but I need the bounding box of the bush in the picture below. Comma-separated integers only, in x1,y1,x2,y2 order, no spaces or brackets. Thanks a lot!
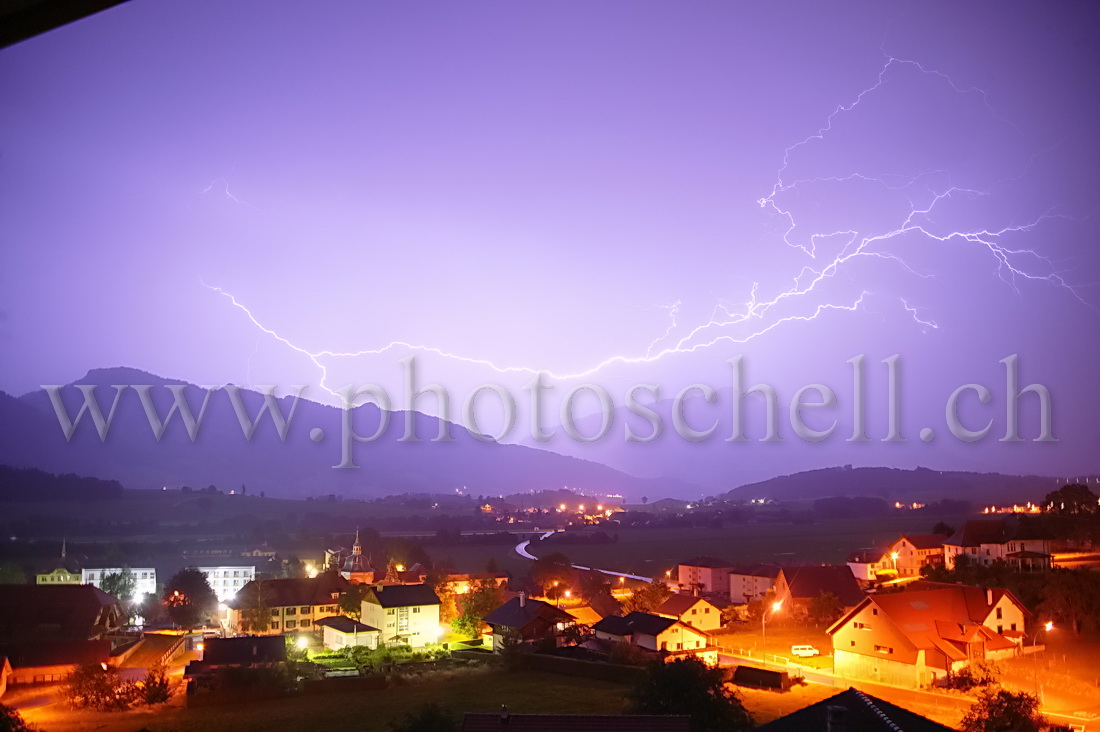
941,661,1001,692
142,662,171,704
0,703,36,732
65,663,140,711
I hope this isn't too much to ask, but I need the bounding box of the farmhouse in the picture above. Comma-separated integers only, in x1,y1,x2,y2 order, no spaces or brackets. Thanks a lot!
0,584,124,685
827,584,1027,688
773,565,864,615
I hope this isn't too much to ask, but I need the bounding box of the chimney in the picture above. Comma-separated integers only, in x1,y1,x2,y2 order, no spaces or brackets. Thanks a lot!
519,591,526,608
986,588,993,606
826,705,846,732
693,584,699,598
500,704,510,724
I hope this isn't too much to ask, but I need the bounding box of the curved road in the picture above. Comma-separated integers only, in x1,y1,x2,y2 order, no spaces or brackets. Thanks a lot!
515,530,654,582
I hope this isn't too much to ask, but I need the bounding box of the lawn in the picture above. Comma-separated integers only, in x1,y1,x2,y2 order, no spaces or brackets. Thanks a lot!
20,668,631,732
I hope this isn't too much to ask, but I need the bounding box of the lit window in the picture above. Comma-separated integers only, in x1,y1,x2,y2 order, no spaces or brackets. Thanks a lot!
271,622,279,629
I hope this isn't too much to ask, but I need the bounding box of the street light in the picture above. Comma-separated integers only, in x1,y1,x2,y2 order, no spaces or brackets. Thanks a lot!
1023,621,1053,703
890,552,899,574
762,600,782,668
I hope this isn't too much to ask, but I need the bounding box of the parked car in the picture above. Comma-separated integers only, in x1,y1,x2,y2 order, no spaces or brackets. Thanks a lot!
791,645,820,658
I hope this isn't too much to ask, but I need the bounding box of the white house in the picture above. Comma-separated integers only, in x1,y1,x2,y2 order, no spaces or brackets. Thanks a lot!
198,566,256,601
727,564,780,604
943,519,1052,571
314,616,381,651
81,568,156,600
361,583,442,647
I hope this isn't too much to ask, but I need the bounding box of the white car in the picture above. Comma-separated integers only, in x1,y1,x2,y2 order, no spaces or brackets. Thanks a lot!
791,645,820,658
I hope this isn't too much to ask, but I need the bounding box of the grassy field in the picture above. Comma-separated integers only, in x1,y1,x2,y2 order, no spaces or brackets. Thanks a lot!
532,513,954,576
20,668,630,732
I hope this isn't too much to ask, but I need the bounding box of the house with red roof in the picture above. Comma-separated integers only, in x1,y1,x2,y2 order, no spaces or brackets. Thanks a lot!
592,611,717,665
827,584,1029,688
654,593,722,632
943,518,1052,571
225,572,348,636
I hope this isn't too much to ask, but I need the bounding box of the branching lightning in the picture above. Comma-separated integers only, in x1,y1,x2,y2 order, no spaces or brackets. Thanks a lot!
204,50,1085,389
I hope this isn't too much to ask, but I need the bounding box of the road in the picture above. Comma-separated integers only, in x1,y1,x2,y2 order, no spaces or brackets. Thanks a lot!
514,530,655,581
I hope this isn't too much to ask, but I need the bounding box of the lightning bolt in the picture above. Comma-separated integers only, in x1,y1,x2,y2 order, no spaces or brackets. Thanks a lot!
205,50,1085,388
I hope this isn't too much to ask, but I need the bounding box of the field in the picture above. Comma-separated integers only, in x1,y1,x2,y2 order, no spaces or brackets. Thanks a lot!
18,668,629,732
531,513,961,576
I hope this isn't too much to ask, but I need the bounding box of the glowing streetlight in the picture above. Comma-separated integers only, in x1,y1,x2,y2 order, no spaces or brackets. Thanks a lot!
1044,621,1053,632
762,600,783,668
559,503,566,511
890,552,899,573
396,564,405,572
297,636,309,649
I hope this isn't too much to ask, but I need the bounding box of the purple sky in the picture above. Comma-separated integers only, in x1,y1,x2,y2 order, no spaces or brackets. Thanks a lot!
1,1,1097,483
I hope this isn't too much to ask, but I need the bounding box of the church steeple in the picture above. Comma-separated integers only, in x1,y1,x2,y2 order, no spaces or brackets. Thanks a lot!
351,528,362,555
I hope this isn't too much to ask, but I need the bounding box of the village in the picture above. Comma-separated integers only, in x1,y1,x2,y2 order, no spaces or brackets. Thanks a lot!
1,482,1099,731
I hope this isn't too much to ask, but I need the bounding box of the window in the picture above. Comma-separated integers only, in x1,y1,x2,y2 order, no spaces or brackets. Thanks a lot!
286,620,297,629
997,625,1003,634
854,622,871,630
704,607,710,614
413,607,420,614
271,609,279,616
850,641,855,647
996,607,1003,619
300,606,309,613
1011,623,1017,631
286,608,296,615
872,608,878,616
874,645,893,654
271,621,280,630
301,619,311,628
676,643,683,650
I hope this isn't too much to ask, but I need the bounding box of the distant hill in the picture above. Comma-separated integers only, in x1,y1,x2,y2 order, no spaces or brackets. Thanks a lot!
724,465,1073,505
0,367,698,500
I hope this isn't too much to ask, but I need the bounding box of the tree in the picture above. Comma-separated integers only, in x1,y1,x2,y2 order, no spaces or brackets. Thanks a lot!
0,703,35,732
622,580,673,614
641,496,648,505
1039,569,1097,635
101,567,137,602
1045,484,1098,514
485,557,500,574
530,552,573,595
388,703,458,732
578,569,612,604
338,583,370,621
162,567,218,629
960,688,1046,732
932,521,955,537
65,663,138,711
239,580,273,632
808,591,843,626
626,657,753,732
452,579,504,638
